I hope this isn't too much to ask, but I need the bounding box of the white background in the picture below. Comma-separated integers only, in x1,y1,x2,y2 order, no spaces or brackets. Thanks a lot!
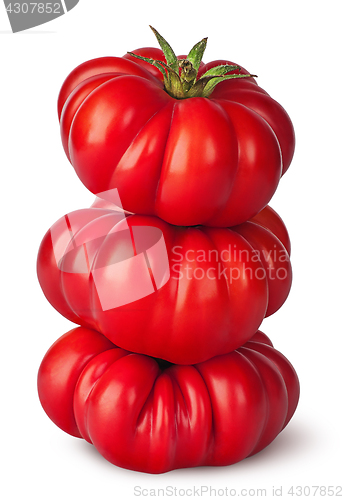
1,1,343,498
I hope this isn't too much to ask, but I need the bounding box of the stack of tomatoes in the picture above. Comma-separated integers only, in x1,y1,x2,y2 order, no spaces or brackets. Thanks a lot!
37,28,299,474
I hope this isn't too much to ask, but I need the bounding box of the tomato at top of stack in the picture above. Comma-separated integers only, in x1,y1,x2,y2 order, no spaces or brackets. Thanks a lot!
58,28,295,227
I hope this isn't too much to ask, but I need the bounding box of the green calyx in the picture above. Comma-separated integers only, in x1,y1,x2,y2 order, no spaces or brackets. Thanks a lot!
128,26,257,99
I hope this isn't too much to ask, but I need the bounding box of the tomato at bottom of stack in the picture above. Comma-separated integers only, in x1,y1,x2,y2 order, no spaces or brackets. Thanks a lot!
37,326,299,474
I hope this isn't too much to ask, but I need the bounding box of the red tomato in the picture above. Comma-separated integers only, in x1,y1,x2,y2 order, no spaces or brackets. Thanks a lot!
58,47,295,227
37,204,292,364
37,326,300,474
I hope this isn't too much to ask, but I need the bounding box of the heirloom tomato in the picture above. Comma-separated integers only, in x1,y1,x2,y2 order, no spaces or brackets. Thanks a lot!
38,326,300,474
58,27,295,227
37,203,292,364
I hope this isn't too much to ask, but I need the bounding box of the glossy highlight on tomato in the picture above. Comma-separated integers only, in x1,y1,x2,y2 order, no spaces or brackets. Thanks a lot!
37,326,300,474
37,204,292,364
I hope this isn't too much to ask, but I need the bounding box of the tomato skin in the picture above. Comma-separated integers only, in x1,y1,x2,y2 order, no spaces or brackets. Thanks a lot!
58,48,295,227
57,55,162,119
250,204,291,255
232,220,292,317
37,327,300,474
37,326,114,437
37,205,292,365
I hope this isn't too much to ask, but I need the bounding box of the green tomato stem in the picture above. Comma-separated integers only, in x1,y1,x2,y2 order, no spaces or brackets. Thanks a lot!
129,27,257,99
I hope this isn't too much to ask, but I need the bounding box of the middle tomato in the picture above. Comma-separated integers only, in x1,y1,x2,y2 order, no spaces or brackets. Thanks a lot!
37,204,292,364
